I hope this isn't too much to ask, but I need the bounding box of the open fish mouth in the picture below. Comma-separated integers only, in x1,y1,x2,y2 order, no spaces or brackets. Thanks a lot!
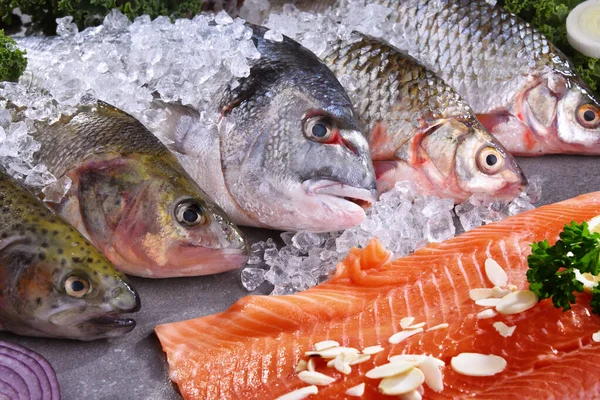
302,179,378,209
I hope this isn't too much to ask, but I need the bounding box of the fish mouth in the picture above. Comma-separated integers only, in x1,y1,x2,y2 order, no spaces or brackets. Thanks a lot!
159,245,249,278
90,314,137,330
302,179,378,209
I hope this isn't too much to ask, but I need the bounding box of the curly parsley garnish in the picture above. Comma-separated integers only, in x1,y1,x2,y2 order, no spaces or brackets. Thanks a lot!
527,221,600,313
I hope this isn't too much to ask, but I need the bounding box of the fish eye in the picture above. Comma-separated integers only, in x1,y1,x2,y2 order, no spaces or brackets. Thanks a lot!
64,275,91,298
576,104,600,129
303,116,335,142
477,147,505,175
175,200,206,227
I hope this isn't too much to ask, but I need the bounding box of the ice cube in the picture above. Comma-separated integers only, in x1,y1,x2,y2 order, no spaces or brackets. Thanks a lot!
241,267,266,291
292,231,322,251
335,230,358,253
425,212,455,242
103,9,131,31
56,16,79,37
42,175,71,203
263,29,284,42
459,209,484,232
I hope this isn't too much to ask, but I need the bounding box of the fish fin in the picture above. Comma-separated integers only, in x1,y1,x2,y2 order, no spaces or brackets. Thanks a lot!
95,100,139,122
151,102,202,155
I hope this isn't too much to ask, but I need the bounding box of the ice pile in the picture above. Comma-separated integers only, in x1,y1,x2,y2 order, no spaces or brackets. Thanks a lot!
17,10,261,139
241,178,542,295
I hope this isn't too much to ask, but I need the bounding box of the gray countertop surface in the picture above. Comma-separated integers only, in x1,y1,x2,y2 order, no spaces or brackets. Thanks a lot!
0,155,598,399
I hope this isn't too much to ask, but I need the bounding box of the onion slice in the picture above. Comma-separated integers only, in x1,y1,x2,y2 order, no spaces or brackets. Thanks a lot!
567,0,600,58
0,341,60,400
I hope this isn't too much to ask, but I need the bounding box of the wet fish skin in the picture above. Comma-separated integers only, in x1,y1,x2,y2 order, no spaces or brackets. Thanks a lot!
162,25,378,232
322,34,527,201
0,170,140,340
23,99,248,278
367,0,600,155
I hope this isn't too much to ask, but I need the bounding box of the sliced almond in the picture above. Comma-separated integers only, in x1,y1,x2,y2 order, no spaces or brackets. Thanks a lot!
400,317,415,329
477,309,497,319
313,340,340,351
575,269,599,293
398,389,423,400
451,353,507,376
496,290,538,315
475,298,502,307
485,258,508,287
362,345,384,355
507,284,518,292
307,357,316,372
366,361,416,379
389,354,445,367
378,367,425,395
593,330,600,342
333,357,352,375
405,322,426,330
276,385,319,400
297,370,336,386
348,354,371,365
492,286,511,298
295,359,307,373
345,383,365,397
426,323,449,332
419,356,444,392
389,327,424,344
469,288,493,301
493,321,516,337
326,359,335,368
305,346,359,359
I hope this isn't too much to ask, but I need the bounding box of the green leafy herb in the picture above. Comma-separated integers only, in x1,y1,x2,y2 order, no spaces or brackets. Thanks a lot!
0,29,26,82
527,221,600,313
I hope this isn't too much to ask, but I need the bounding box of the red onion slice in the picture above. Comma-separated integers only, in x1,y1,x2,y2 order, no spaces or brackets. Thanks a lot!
0,341,60,400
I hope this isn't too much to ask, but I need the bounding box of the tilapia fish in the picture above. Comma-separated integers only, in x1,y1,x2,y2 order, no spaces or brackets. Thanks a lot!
4,95,248,278
159,25,378,232
0,170,140,340
363,0,600,156
156,192,600,398
323,34,527,201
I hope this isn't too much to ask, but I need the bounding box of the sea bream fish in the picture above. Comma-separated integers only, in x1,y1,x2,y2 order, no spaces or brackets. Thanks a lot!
349,0,600,156
156,25,378,231
322,34,527,201
0,169,140,340
1,92,248,278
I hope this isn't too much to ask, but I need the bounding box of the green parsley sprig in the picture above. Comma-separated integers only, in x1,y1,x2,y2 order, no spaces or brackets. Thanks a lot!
527,221,600,313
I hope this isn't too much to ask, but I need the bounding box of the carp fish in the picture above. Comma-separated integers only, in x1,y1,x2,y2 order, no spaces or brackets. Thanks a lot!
322,34,527,201
4,94,248,278
0,169,140,340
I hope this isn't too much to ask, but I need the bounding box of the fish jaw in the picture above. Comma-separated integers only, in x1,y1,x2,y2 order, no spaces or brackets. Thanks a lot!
151,246,249,278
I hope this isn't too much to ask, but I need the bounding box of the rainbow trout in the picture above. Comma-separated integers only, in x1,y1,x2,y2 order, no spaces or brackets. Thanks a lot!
0,170,140,340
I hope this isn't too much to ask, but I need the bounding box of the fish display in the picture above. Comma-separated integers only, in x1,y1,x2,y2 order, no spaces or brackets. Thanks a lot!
9,98,248,278
156,25,378,232
0,170,140,340
322,34,527,201
368,0,600,156
155,191,600,398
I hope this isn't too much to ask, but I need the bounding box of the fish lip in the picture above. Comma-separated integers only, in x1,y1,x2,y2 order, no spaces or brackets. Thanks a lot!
302,179,378,209
90,315,137,330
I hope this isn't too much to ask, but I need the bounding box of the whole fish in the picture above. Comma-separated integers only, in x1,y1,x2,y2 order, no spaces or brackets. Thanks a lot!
0,169,140,340
354,0,600,156
156,25,378,232
322,34,527,201
3,94,248,278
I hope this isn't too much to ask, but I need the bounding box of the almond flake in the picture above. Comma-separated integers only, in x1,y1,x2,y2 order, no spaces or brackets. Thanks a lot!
378,367,425,395
313,340,340,351
492,286,511,298
426,323,449,332
334,357,352,375
276,385,319,400
469,288,493,301
297,370,336,386
345,383,365,397
348,354,371,365
389,354,445,367
405,322,426,330
593,331,600,342
295,360,308,373
485,258,508,287
451,353,507,376
507,284,518,292
389,327,424,344
366,361,416,379
495,290,538,315
326,359,335,368
477,309,497,319
400,317,415,329
575,269,599,293
362,345,384,355
305,346,359,359
307,357,316,372
475,298,502,307
493,322,516,337
419,356,444,392
398,389,423,400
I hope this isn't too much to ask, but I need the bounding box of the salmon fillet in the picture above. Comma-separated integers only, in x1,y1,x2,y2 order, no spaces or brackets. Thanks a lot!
155,192,600,399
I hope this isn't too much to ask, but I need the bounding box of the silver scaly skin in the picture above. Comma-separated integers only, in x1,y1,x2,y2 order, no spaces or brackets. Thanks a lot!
368,0,600,155
323,34,527,201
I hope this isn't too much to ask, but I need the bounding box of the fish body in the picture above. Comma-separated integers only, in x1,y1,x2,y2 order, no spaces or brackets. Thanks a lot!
156,192,600,398
0,170,140,340
322,34,527,201
8,96,248,278
361,0,600,156
159,25,378,232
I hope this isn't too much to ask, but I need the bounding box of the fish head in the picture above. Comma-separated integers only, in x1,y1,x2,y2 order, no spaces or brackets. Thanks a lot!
522,71,600,153
107,156,249,278
219,26,377,232
5,224,140,340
